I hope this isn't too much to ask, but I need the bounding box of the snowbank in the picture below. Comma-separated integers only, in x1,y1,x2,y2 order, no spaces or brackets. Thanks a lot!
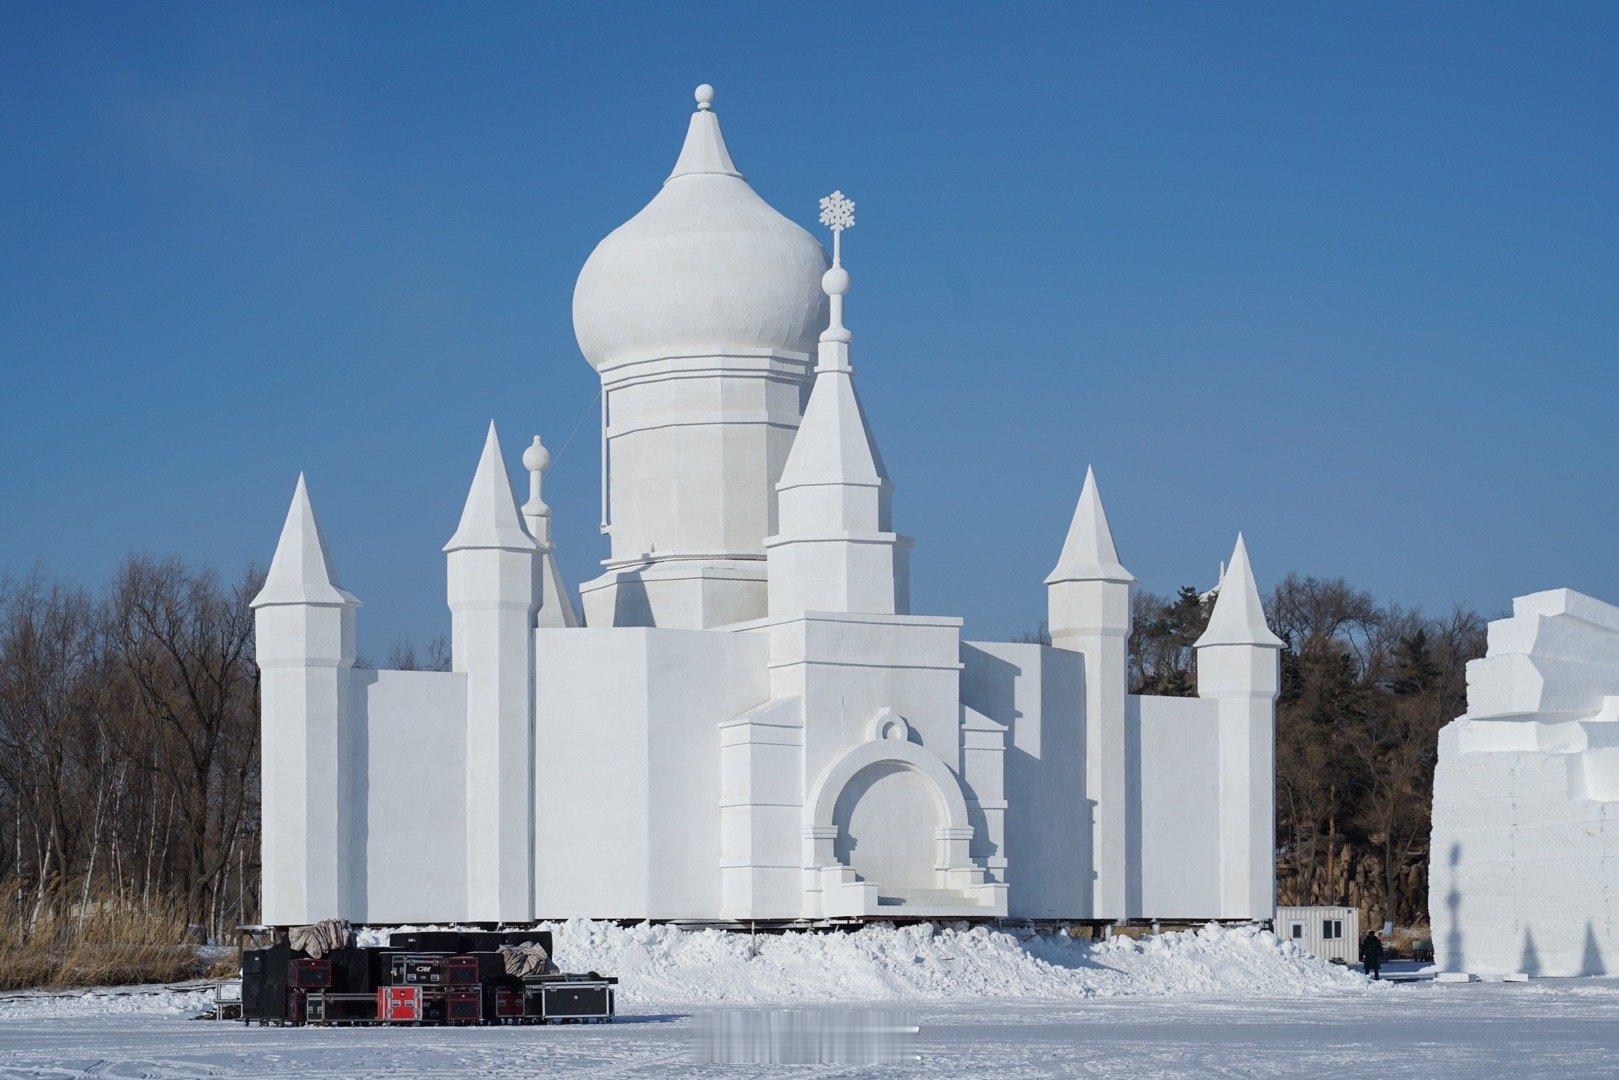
0,984,214,1022
542,920,1370,1006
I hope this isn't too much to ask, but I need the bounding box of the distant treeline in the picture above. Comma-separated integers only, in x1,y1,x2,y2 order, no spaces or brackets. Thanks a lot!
1,556,1482,940
0,558,262,943
1028,574,1487,929
1155,576,1485,927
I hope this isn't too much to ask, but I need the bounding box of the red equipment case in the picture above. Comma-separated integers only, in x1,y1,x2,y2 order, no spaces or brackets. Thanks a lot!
378,985,422,1022
446,956,480,986
491,986,524,1021
445,989,481,1023
288,958,332,990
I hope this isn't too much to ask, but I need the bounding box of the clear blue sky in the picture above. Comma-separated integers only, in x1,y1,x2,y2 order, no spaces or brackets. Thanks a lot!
2,3,1615,653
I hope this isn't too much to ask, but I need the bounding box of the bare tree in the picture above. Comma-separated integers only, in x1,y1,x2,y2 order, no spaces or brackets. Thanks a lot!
103,557,261,933
1270,577,1484,927
0,570,105,929
385,634,452,672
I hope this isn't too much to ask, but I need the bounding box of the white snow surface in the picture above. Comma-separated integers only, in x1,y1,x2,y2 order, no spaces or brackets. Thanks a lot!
0,983,214,1022
15,935,1619,1077
361,920,1369,1006
3,983,1614,1078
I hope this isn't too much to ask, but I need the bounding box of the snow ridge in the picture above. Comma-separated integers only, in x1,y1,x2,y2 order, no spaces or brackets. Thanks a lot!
0,985,215,1021
544,920,1369,1006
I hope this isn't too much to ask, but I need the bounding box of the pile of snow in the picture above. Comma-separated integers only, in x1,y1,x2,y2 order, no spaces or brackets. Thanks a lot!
0,923,1368,1018
542,920,1370,1006
0,983,215,1022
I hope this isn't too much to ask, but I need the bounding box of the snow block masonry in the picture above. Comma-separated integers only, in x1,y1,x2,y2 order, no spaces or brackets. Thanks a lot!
1431,588,1619,976
254,86,1283,926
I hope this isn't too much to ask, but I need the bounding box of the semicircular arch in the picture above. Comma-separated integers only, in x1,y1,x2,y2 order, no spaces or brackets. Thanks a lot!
807,737,971,837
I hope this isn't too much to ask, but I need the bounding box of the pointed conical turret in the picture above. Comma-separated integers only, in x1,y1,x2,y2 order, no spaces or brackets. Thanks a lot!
1195,532,1283,922
445,421,540,921
775,360,888,496
445,422,539,554
1196,534,1284,649
777,189,887,509
1043,465,1132,918
253,472,357,923
766,190,911,616
252,474,359,609
1045,466,1135,586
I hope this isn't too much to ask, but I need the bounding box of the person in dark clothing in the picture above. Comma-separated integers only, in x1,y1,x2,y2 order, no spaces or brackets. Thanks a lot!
1360,930,1385,979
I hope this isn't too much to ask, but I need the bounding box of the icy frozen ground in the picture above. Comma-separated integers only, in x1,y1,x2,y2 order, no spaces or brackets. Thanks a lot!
1,923,1615,1076
4,983,1619,1078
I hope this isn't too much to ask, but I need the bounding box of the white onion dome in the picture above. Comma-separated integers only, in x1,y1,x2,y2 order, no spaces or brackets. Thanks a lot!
573,87,830,369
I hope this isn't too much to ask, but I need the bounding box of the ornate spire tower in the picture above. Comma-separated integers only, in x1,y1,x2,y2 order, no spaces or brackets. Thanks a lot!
572,85,831,629
766,191,911,618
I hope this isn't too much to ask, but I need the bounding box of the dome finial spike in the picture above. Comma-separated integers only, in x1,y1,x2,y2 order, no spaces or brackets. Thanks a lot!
667,86,738,180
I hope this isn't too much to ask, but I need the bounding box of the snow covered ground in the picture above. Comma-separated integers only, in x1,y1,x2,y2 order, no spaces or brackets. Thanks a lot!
4,983,1617,1077
1,923,1615,1076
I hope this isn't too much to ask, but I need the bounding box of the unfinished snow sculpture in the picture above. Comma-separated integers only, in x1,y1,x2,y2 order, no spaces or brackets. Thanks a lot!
254,86,1284,926
1431,588,1619,976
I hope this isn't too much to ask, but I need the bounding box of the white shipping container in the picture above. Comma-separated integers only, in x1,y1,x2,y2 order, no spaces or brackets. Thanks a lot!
1275,905,1360,965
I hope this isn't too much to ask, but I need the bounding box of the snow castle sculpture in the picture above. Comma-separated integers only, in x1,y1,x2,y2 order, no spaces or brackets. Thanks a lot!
1431,588,1619,976
254,86,1284,926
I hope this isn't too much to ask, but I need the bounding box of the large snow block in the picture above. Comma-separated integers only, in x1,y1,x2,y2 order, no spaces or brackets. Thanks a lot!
1431,587,1619,977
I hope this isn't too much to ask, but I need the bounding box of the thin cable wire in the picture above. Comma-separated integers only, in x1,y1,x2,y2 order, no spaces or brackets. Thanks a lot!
549,388,602,469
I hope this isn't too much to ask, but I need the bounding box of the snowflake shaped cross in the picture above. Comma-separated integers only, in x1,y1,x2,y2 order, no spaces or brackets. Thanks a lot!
819,190,855,233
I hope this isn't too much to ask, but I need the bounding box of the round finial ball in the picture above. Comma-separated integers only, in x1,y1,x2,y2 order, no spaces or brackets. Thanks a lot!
694,84,714,110
821,265,850,297
523,436,551,473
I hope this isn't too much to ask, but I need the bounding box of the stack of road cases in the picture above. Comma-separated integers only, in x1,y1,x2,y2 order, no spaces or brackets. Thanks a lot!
238,928,612,1027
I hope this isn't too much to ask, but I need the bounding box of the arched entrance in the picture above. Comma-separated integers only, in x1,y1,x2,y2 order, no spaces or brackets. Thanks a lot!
802,711,1008,917
832,761,940,892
